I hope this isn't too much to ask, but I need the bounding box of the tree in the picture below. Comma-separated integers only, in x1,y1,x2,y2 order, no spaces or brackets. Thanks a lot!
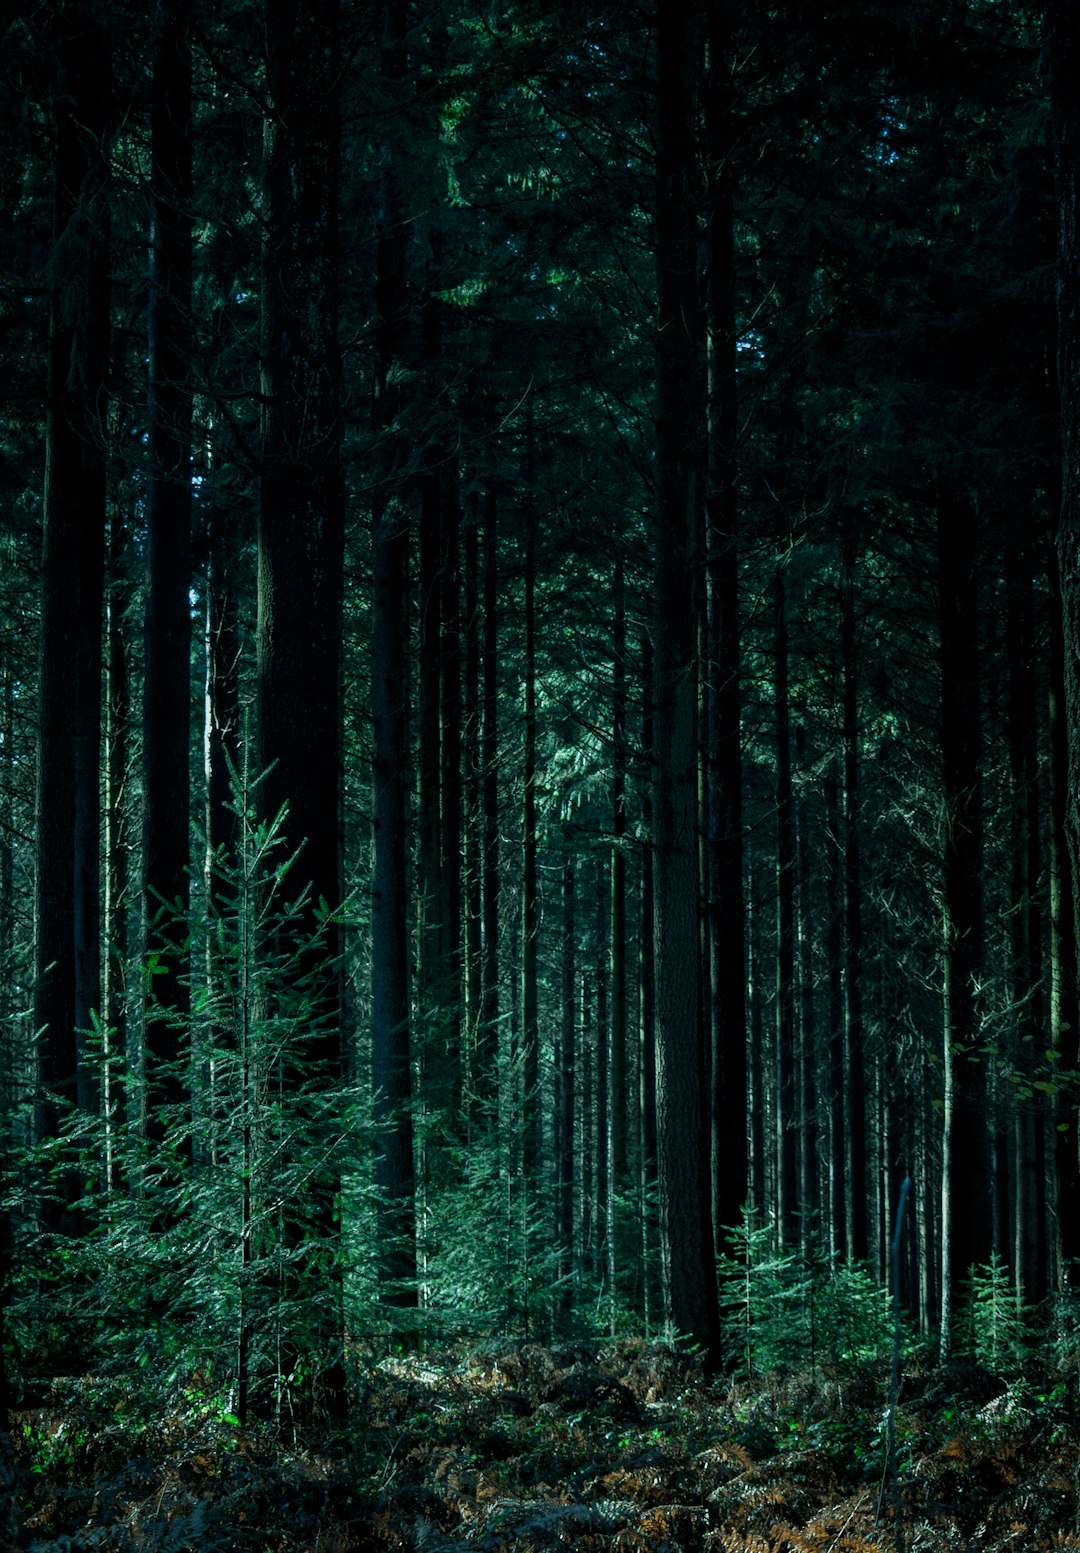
34,1,111,1174
256,0,345,1399
653,0,720,1364
142,0,194,1160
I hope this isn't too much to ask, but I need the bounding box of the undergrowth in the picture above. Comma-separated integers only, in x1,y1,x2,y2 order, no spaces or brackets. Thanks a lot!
9,1338,1080,1551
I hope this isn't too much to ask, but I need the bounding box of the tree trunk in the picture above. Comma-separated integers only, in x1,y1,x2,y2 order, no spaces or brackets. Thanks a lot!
937,489,990,1353
480,487,500,1093
521,412,540,1181
841,522,868,1262
35,3,111,1181
607,554,627,1321
258,0,345,1397
370,3,417,1319
654,0,720,1364
104,512,131,1190
143,0,193,1158
774,563,798,1244
556,843,576,1320
705,0,747,1255
1047,0,1080,1282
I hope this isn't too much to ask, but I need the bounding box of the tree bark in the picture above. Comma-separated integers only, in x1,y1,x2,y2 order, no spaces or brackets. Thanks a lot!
370,3,417,1319
654,0,720,1364
1048,0,1080,1284
143,0,193,1157
937,489,990,1353
35,2,111,1177
258,0,345,1396
705,0,748,1254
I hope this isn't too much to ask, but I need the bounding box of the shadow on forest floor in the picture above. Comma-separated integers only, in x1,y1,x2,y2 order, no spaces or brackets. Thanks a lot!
6,1340,1080,1550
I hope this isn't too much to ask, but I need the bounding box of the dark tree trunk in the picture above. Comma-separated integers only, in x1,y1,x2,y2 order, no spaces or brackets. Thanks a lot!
607,554,627,1317
556,844,576,1319
1005,533,1045,1303
521,414,540,1181
370,4,416,1318
841,523,868,1262
143,0,193,1157
480,488,500,1090
1049,541,1080,1275
104,514,131,1190
258,0,345,1397
774,564,798,1244
654,0,720,1364
937,490,990,1352
1048,0,1080,1282
705,0,747,1255
463,508,482,1122
35,3,111,1177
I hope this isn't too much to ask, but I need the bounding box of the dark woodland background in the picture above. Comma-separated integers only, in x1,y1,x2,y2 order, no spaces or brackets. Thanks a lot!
9,0,1080,1470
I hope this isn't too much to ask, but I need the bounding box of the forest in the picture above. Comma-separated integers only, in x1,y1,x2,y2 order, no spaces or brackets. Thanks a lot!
7,0,1080,1547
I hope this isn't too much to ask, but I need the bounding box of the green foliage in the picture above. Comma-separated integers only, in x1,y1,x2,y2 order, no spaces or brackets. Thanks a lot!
962,1253,1030,1369
6,786,377,1419
717,1210,893,1376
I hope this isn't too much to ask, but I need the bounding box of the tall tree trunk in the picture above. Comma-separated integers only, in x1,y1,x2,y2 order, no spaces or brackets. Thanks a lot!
607,555,627,1321
258,0,345,1398
104,513,131,1190
143,0,193,1159
463,508,482,1124
1049,540,1080,1276
937,490,990,1354
841,522,868,1261
35,3,111,1181
1048,2,1080,1282
774,563,798,1244
480,487,500,1094
521,412,540,1181
1005,532,1044,1303
654,0,720,1364
556,843,576,1321
705,0,747,1255
370,4,417,1320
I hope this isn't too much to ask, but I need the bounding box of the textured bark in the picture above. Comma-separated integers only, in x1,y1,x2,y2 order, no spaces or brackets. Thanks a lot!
35,3,111,1167
143,0,193,1153
654,0,720,1363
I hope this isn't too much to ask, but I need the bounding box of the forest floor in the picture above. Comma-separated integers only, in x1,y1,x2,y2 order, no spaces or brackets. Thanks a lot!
7,1338,1080,1551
